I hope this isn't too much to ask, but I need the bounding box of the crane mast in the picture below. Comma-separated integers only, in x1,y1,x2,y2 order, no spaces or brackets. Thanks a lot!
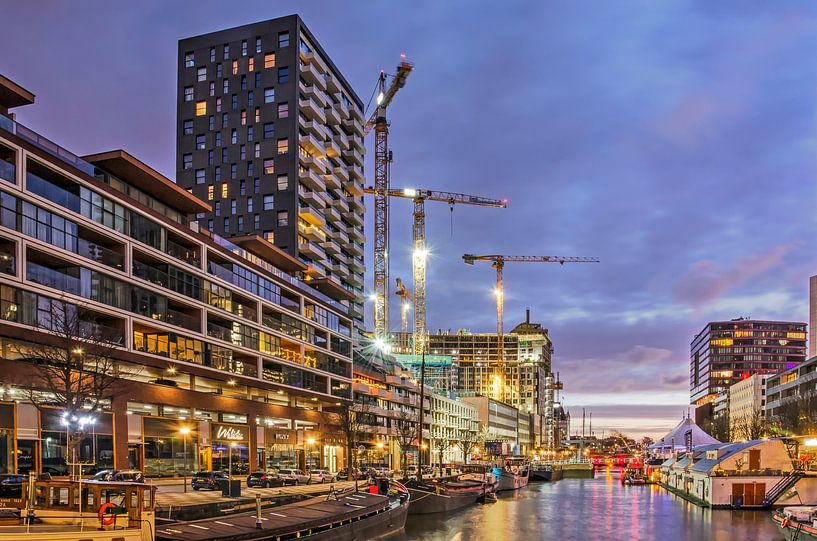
365,60,413,343
462,254,599,403
365,187,506,354
395,277,415,334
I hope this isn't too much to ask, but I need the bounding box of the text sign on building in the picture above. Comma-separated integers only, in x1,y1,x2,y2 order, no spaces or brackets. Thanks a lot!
214,424,246,441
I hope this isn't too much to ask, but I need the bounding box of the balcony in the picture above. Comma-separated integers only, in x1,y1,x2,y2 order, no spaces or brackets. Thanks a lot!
350,106,364,122
348,241,363,257
324,171,342,191
348,182,365,199
299,168,326,191
324,73,341,95
343,118,364,138
299,81,328,108
323,204,341,223
321,239,342,255
342,148,364,168
299,188,326,209
324,138,341,159
298,205,326,226
299,50,329,73
299,132,326,156
348,226,365,241
329,228,349,244
332,197,350,214
349,256,365,273
324,106,341,126
333,132,350,151
349,164,364,182
331,166,349,184
300,62,326,89
333,98,350,120
299,154,327,175
346,210,363,227
299,240,326,261
298,220,326,243
299,98,326,123
331,262,350,278
299,116,330,140
350,134,364,153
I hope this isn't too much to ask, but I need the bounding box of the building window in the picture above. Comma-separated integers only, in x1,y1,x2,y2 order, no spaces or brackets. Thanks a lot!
241,40,247,56
221,183,228,198
255,37,262,53
207,185,214,201
264,53,275,69
231,199,237,214
183,154,193,170
279,32,289,48
263,230,274,243
263,194,274,210
230,163,237,179
184,86,194,102
278,102,288,118
222,113,229,128
247,197,253,212
222,148,228,163
195,134,205,149
254,214,260,229
215,132,222,147
264,123,274,139
209,115,215,130
223,217,229,233
197,66,207,81
184,52,194,68
231,94,238,110
254,178,260,194
241,110,247,125
248,57,254,72
277,211,288,226
237,215,244,231
263,159,274,174
277,174,288,191
255,71,262,88
232,60,238,75
240,144,246,160
247,126,254,141
184,120,193,135
255,108,261,123
254,143,260,158
210,47,216,62
277,138,288,154
209,81,215,96
241,75,247,90
264,88,274,103
239,180,246,196
215,166,221,181
231,129,237,144
278,67,289,83
223,79,229,94
207,150,214,165
216,63,223,78
195,168,205,183
223,44,229,60
216,97,222,112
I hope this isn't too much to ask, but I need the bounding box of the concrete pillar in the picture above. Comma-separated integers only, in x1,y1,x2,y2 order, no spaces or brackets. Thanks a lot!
112,395,130,470
249,417,259,471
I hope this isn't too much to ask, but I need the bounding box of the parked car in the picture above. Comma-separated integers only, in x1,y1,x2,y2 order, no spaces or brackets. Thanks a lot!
403,465,418,477
247,471,284,488
336,468,363,480
308,469,335,483
89,469,145,483
366,467,393,478
191,471,229,491
0,474,25,498
277,469,310,485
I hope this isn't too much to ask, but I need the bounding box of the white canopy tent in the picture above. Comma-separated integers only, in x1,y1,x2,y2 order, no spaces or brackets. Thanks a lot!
648,417,720,457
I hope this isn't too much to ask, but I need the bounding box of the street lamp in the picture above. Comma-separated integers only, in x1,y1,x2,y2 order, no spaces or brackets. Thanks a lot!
306,437,316,470
180,426,191,493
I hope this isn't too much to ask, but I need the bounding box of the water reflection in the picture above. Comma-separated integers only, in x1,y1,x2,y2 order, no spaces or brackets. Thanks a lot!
392,474,785,541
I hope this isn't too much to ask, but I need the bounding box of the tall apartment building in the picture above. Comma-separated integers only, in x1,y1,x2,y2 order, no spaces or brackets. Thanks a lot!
765,356,817,418
0,74,354,476
177,15,366,327
690,318,806,424
728,374,766,438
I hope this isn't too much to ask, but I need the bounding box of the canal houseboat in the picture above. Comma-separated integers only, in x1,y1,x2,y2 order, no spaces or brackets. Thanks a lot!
772,506,817,540
496,458,530,492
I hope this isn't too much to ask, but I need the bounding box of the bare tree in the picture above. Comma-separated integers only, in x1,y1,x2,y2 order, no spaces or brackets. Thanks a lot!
432,437,455,474
7,299,130,478
458,428,478,465
702,414,730,442
393,408,419,478
734,409,767,441
332,400,372,482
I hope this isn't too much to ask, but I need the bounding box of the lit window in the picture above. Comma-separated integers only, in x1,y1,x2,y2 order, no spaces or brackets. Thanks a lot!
195,168,205,183
184,86,194,101
277,174,288,191
248,57,254,72
277,138,288,154
263,194,274,210
197,66,207,81
195,101,206,116
231,129,237,144
255,37,262,54
264,88,274,103
278,67,289,84
263,159,274,174
216,97,222,112
264,230,274,243
232,60,238,75
277,102,288,118
241,110,247,125
264,123,274,139
207,185,214,200
221,183,229,198
264,53,275,69
279,32,289,48
255,108,261,123
247,197,253,212
254,143,260,158
277,211,288,226
184,52,194,68
183,154,192,170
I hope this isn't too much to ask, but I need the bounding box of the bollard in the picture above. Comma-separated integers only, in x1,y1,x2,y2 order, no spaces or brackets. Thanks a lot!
256,493,262,529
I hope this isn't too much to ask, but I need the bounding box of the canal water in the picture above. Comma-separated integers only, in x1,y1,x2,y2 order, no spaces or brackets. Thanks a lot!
391,472,785,540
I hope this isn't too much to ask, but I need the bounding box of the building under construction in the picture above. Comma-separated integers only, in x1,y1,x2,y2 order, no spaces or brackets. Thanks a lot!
391,310,569,448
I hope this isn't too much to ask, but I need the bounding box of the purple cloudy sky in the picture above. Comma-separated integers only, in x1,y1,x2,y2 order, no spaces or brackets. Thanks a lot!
3,1,817,438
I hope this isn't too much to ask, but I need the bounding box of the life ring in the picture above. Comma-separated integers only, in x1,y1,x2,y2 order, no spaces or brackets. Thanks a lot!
98,503,118,526
781,516,790,529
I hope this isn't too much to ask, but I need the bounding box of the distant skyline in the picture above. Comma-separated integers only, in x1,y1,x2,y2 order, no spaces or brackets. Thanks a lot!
3,1,817,438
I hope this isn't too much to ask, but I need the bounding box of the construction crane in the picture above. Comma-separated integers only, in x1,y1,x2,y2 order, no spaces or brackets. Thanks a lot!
462,254,599,401
364,58,413,344
395,277,414,334
366,188,507,354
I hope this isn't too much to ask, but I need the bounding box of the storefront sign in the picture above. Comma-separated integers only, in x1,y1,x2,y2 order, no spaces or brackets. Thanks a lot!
274,433,290,440
214,425,246,441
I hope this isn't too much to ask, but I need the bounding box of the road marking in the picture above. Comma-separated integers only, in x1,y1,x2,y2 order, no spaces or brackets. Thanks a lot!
268,511,288,517
214,520,233,526
189,524,210,530
345,503,365,508
164,528,183,534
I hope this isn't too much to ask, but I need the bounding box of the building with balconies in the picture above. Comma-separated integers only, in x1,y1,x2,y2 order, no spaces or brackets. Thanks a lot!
427,392,479,465
765,356,817,417
0,74,354,477
176,15,365,330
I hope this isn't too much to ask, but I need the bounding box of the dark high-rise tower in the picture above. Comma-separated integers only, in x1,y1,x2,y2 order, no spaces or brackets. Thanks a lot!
177,15,365,324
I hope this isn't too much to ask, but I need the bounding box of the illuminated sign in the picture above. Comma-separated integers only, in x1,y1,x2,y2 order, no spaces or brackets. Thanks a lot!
214,425,245,441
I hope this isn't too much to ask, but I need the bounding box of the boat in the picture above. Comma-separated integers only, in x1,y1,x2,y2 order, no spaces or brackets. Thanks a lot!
404,477,487,515
530,463,563,482
459,464,500,493
0,476,156,541
496,458,530,492
772,506,817,539
155,480,410,541
622,467,647,486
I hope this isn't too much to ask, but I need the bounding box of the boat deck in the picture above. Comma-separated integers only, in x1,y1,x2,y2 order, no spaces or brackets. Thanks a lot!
156,492,394,541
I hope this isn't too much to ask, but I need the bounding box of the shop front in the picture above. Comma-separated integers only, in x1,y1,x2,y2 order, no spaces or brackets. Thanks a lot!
0,404,13,473
40,409,113,475
262,428,299,471
142,417,198,477
211,423,249,474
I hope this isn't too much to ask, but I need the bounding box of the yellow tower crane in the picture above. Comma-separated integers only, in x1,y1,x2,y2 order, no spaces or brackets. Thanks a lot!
365,188,507,354
395,277,415,334
364,58,413,344
462,254,599,401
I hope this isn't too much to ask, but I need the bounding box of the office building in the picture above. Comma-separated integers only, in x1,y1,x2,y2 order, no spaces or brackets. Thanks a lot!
176,15,366,326
0,74,353,476
765,356,817,418
690,318,806,424
728,374,766,438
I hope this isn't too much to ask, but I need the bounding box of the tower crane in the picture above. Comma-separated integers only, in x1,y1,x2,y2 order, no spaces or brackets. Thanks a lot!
395,277,414,334
364,58,413,343
462,254,599,401
366,188,507,354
